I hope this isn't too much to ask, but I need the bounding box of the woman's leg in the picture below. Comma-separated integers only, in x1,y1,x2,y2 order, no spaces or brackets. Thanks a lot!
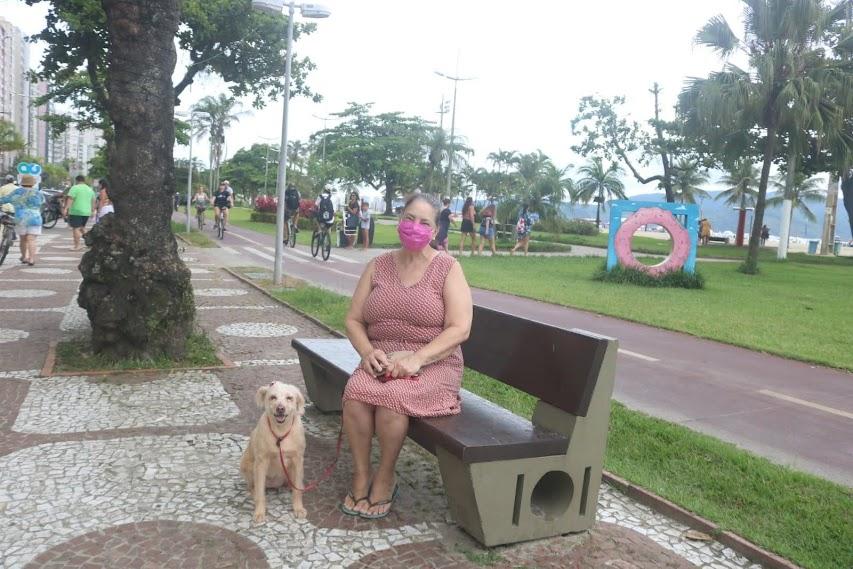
19,232,28,261
490,235,496,254
523,235,530,255
362,228,369,250
342,400,375,511
28,235,37,263
365,406,409,516
458,231,465,253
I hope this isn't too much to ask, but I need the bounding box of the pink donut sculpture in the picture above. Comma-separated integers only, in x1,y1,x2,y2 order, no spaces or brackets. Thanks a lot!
613,207,691,276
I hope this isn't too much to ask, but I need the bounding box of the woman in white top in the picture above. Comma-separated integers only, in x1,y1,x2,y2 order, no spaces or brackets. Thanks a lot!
95,179,114,223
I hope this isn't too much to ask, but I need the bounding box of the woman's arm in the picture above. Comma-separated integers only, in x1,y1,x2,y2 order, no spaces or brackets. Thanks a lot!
345,259,390,375
390,261,473,378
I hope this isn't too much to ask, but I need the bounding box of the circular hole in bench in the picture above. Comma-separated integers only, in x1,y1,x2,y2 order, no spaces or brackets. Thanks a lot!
530,470,573,520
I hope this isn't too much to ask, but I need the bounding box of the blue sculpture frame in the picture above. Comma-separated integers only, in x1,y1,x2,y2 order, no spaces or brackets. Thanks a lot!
606,200,699,274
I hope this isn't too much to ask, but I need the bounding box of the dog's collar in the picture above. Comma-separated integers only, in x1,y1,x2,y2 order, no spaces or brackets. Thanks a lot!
266,415,294,447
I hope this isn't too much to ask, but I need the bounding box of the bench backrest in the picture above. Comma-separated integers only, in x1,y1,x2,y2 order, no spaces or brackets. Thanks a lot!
462,305,610,417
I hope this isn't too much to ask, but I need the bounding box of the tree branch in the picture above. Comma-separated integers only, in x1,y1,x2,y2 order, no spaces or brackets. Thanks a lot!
174,49,214,101
85,41,109,112
616,148,664,185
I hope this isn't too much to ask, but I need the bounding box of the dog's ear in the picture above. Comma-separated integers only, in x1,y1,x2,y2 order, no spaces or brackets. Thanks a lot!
255,385,270,408
295,389,305,416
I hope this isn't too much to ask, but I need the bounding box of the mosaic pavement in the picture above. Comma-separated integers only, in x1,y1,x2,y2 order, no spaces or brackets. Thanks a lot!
0,235,767,568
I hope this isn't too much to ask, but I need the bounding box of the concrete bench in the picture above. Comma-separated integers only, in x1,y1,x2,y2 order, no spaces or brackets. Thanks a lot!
292,305,618,546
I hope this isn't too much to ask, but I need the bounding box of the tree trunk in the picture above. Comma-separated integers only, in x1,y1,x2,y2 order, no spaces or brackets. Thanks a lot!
78,0,194,359
743,122,778,274
651,83,675,203
384,182,395,215
819,173,839,255
841,170,853,238
776,147,797,260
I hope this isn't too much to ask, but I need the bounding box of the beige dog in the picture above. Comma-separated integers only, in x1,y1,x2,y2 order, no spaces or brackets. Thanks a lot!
240,381,307,523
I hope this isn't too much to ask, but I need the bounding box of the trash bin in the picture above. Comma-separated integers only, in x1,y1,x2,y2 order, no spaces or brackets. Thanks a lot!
807,239,820,254
833,240,842,255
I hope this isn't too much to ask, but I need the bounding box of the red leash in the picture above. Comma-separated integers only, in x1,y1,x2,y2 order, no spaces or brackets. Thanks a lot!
266,415,343,493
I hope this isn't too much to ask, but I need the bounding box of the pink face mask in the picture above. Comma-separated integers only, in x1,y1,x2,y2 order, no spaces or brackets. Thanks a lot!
397,219,433,251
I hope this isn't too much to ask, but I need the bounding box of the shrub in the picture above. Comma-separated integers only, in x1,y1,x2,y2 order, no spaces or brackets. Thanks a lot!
254,195,277,213
593,263,705,289
250,211,276,223
534,217,599,236
299,198,317,218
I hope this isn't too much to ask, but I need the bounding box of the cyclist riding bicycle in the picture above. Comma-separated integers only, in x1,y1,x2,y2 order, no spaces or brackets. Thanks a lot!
213,182,232,228
284,184,301,241
314,188,335,231
193,187,209,226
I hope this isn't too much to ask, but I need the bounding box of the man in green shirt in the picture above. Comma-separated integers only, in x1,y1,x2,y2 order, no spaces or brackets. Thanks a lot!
63,175,97,250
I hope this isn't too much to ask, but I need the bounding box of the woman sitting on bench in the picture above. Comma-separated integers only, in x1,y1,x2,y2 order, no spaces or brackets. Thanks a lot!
340,193,473,519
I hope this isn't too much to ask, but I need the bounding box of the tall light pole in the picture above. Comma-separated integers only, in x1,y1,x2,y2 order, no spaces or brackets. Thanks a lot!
258,136,278,196
435,65,474,198
176,111,196,233
252,0,331,285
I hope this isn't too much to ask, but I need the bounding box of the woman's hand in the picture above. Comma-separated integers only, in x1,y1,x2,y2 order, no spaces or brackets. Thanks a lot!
360,348,390,377
389,353,423,379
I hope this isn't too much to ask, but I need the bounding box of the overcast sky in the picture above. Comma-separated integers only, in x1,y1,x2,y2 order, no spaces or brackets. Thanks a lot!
2,0,747,194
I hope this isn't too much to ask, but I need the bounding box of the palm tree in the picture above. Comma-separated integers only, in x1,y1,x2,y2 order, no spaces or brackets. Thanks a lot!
575,158,626,228
192,94,245,192
508,151,572,220
717,160,760,243
769,172,825,223
0,119,25,154
671,159,710,204
678,0,849,273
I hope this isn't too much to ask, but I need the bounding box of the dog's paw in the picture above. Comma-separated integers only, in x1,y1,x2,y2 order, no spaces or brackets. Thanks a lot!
253,510,267,524
293,505,308,520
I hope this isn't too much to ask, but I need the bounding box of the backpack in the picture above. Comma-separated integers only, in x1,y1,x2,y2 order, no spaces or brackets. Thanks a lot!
318,196,334,222
284,188,299,209
516,215,527,234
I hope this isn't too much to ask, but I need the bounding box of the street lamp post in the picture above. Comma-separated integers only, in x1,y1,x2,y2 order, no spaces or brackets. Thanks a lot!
176,111,196,233
435,66,474,198
252,0,331,285
312,114,332,165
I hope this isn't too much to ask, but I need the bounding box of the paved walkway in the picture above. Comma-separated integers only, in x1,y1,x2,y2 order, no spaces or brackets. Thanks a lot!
188,218,853,487
0,229,766,568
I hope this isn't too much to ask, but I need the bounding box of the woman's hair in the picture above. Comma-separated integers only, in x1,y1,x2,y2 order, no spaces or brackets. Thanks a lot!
522,203,529,213
99,179,109,190
402,193,440,224
463,196,473,209
442,197,451,206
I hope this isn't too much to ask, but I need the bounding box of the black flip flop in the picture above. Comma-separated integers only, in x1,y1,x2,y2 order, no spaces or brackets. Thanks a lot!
339,492,370,516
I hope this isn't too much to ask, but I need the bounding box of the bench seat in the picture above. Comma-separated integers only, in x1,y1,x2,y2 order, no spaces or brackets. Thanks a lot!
292,338,569,463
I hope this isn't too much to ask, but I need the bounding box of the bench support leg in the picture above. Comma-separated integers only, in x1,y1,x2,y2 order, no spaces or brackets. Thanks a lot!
436,338,618,547
297,358,344,413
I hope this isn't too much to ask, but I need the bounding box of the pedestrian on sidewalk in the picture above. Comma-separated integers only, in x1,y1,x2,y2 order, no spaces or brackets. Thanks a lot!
0,174,44,266
477,200,497,255
63,175,96,251
458,196,478,255
510,204,532,256
94,179,114,223
434,197,453,251
0,174,16,217
345,192,360,248
700,217,712,246
760,224,770,246
339,193,473,519
359,200,371,250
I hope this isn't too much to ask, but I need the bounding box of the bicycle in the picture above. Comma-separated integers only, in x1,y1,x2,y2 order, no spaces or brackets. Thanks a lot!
214,209,226,240
41,195,62,229
0,213,16,267
196,207,206,231
311,222,332,261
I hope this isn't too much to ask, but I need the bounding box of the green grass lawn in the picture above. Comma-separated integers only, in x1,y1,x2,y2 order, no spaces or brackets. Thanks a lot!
458,255,852,371
55,333,221,371
235,269,853,569
171,221,218,248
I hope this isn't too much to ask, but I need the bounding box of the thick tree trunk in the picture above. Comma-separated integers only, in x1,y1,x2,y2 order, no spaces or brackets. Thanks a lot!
384,183,395,215
819,173,839,255
79,0,194,359
743,123,778,274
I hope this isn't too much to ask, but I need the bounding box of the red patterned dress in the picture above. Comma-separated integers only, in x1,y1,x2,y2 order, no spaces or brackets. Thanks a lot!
342,251,463,417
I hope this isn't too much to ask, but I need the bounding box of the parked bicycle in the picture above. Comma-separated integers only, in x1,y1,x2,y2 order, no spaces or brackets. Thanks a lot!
41,193,63,229
311,221,332,261
0,212,16,266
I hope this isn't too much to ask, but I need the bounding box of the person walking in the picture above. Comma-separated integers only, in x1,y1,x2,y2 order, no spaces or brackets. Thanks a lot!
760,224,770,247
94,179,114,223
699,217,712,246
510,204,532,256
458,196,478,255
477,200,497,255
345,192,360,248
63,175,96,251
0,174,44,265
359,201,372,251
434,197,453,251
